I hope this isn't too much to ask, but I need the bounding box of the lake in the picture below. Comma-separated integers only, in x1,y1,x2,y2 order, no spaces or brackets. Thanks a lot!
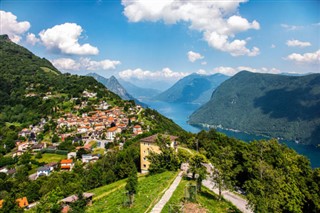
143,100,320,168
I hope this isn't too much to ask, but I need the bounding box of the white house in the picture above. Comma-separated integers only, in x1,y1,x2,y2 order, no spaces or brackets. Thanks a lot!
37,166,51,178
67,152,77,159
106,127,121,141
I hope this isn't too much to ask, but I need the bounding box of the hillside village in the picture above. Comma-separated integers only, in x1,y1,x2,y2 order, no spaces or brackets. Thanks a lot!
1,90,146,180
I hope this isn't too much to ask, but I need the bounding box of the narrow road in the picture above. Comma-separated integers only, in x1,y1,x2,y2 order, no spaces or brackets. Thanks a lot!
202,178,253,213
150,171,183,213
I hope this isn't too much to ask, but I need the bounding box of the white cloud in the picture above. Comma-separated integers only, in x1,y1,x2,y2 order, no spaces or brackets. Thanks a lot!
196,69,207,75
119,67,189,80
26,33,40,45
281,24,304,31
39,23,99,55
201,61,207,65
271,44,276,48
187,51,204,62
286,50,320,64
51,57,120,71
51,58,80,70
0,10,30,43
286,39,311,48
122,0,260,56
79,58,121,70
200,66,281,76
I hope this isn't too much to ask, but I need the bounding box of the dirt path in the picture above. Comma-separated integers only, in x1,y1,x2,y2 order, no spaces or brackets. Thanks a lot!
149,171,183,213
202,178,253,213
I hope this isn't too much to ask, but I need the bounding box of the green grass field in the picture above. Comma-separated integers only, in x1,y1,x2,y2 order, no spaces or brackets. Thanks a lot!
86,171,177,213
162,178,240,213
34,153,67,163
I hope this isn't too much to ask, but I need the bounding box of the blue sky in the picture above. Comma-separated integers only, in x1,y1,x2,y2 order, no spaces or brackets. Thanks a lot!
0,0,319,89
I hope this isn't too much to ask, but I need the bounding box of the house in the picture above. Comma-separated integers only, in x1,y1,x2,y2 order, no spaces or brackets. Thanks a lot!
12,150,25,157
140,134,178,173
60,159,74,171
19,128,31,138
0,167,8,174
82,154,99,163
67,152,77,159
0,197,29,209
16,197,29,208
17,142,29,151
45,162,58,171
133,125,142,135
31,143,45,152
106,127,121,141
37,166,51,178
61,192,94,205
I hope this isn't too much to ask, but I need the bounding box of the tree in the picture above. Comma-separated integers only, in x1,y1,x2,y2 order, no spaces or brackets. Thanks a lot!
0,194,24,213
211,146,237,200
36,187,63,213
125,161,138,207
70,191,87,213
51,134,59,143
189,154,207,192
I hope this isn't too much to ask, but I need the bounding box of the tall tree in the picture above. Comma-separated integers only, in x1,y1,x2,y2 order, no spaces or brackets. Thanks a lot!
211,146,236,200
188,153,207,192
125,161,138,207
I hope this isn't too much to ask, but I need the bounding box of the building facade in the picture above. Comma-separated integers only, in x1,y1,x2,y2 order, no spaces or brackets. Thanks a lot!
140,134,177,173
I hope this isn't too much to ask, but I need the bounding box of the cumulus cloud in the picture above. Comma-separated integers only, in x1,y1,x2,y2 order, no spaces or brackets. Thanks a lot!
39,23,99,55
187,51,204,62
119,67,189,80
271,44,276,48
121,0,260,56
79,58,121,70
51,57,120,71
285,50,320,64
286,39,311,48
0,10,30,43
51,58,80,70
26,33,40,45
199,66,281,76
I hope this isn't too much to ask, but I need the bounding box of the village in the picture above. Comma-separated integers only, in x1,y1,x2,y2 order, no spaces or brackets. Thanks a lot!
0,94,145,179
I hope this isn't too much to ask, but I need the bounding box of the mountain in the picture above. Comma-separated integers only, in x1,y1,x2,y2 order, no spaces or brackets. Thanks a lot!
0,34,120,124
0,34,183,152
189,71,320,145
86,73,133,100
155,73,229,104
118,78,161,100
86,73,147,107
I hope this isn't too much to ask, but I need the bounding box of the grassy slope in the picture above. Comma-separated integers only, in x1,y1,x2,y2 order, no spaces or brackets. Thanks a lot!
162,179,240,213
35,153,67,163
86,171,177,213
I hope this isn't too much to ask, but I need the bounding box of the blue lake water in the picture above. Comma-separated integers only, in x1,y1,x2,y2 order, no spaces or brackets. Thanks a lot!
143,100,320,168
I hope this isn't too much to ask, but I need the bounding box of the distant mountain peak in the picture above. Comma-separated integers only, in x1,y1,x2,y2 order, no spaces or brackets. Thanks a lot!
155,72,229,104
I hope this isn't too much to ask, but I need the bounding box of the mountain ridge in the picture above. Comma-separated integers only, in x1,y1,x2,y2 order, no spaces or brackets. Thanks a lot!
155,73,229,104
189,71,320,145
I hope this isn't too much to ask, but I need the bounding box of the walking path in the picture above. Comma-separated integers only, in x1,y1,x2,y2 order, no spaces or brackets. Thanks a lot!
202,178,253,213
150,171,183,213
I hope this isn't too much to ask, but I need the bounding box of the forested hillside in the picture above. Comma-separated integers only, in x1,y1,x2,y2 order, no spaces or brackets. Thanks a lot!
0,35,182,154
189,71,320,145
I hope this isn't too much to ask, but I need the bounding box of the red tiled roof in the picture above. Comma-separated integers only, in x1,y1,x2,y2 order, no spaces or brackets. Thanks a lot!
61,165,71,169
61,159,73,164
16,197,28,208
107,127,118,132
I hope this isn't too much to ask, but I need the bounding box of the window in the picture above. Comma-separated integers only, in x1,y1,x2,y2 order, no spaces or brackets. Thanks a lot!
143,157,146,161
143,164,146,168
